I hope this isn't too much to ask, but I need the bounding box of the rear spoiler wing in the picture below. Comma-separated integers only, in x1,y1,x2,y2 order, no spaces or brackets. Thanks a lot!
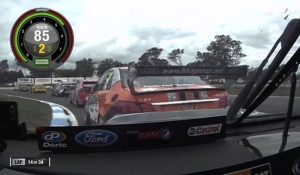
127,65,248,94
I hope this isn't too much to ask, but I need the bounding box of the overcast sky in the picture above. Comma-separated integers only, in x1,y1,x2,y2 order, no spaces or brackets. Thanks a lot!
1,0,300,69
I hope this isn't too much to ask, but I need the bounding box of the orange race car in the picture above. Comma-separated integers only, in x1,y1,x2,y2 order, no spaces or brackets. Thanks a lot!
84,65,247,125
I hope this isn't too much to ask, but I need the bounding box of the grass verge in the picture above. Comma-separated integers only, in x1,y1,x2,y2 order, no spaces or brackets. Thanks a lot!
0,95,52,131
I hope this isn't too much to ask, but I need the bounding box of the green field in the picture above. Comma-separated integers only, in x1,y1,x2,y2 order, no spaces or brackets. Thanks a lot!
0,95,52,133
228,85,300,96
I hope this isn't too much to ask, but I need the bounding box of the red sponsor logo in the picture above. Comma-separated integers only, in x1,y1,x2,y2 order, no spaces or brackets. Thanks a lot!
137,128,171,140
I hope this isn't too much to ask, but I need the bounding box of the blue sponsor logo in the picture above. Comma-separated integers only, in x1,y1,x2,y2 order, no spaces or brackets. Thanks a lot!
75,129,118,146
42,131,66,143
160,128,171,140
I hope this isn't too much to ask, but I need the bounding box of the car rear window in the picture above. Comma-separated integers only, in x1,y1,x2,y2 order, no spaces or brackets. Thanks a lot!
120,69,208,88
82,81,97,87
62,85,73,89
83,87,92,92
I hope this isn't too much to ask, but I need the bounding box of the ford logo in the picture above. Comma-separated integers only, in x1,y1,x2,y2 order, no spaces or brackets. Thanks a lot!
42,131,66,143
75,129,118,147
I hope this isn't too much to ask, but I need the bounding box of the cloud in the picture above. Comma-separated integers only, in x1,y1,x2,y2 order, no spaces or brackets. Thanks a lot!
1,0,300,70
70,26,196,64
232,16,287,49
131,27,196,42
71,38,131,62
235,30,272,49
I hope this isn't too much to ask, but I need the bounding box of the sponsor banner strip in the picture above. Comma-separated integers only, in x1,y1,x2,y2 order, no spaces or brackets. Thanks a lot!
126,65,247,94
133,65,248,77
226,163,272,175
36,115,226,152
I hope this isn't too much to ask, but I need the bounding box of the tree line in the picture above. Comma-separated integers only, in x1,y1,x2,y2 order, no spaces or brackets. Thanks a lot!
0,60,24,85
3,34,295,85
58,34,246,78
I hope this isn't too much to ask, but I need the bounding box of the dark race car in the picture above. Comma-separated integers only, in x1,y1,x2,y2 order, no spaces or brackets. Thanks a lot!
14,84,30,92
52,83,75,97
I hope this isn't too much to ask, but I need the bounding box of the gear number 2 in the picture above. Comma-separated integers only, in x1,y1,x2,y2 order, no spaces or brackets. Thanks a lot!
33,44,52,55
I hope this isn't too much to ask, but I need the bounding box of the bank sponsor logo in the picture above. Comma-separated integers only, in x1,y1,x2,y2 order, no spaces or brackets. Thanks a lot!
187,124,222,136
128,128,171,140
75,129,118,146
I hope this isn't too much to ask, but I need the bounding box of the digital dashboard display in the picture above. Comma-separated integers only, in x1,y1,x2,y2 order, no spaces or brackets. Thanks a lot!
10,8,74,71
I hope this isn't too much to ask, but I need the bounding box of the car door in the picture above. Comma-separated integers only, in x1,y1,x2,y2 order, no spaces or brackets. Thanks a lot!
70,81,79,102
75,81,82,101
86,71,110,121
58,84,64,95
97,71,114,117
53,84,58,95
58,84,63,94
86,80,102,121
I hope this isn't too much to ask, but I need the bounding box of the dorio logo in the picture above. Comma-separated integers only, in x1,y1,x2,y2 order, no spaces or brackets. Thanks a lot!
41,131,67,148
42,131,66,142
75,129,118,147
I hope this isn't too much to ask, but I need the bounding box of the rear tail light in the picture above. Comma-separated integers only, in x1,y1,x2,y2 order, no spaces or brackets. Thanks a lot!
218,96,226,108
226,95,231,106
111,101,155,114
218,94,230,108
79,93,86,101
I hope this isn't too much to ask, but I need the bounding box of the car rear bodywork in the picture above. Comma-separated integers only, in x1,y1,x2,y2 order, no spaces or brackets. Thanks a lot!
31,85,47,93
70,80,97,107
19,85,29,91
53,84,74,97
85,65,247,125
104,84,229,120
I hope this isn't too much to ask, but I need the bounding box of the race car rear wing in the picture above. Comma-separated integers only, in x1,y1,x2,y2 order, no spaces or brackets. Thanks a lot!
127,65,248,94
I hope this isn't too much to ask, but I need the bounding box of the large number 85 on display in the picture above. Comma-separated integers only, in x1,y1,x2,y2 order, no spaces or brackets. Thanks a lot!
10,8,74,71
